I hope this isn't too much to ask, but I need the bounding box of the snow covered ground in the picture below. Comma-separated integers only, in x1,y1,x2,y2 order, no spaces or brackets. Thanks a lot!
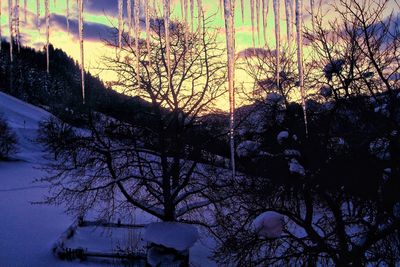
0,92,80,266
0,92,216,266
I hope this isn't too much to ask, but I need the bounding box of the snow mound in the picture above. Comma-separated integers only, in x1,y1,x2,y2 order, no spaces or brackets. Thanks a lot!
144,222,199,251
289,158,305,176
252,211,284,238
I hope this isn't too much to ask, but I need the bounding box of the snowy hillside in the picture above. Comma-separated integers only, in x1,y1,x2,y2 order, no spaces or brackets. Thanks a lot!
0,92,215,266
0,92,52,162
0,92,80,266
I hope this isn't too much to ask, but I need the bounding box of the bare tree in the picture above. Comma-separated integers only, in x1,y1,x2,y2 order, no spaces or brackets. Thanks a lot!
39,15,229,223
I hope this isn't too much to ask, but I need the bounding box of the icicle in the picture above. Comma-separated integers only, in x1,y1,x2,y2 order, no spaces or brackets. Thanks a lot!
220,0,223,18
223,0,236,177
15,0,20,51
134,0,140,86
285,0,291,46
153,0,157,16
127,0,132,45
184,0,188,45
262,0,269,45
250,0,255,47
295,0,308,136
8,0,13,62
0,0,2,51
190,0,194,32
24,0,27,23
273,0,280,87
180,0,184,18
66,0,69,33
145,0,151,66
256,0,260,45
78,0,85,104
36,0,40,29
310,0,314,29
241,0,244,23
197,0,202,33
163,0,171,89
45,0,49,73
291,0,295,40
118,0,123,50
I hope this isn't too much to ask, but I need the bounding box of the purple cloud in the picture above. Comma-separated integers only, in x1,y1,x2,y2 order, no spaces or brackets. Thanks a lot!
50,14,115,42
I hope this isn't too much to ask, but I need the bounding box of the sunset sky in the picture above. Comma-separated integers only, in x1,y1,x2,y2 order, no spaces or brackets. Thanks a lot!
0,0,398,109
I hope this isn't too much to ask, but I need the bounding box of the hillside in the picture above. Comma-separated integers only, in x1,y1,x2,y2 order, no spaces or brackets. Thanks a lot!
0,91,216,266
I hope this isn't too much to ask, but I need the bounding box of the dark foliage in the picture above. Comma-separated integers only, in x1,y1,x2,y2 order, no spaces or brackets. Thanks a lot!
0,115,17,160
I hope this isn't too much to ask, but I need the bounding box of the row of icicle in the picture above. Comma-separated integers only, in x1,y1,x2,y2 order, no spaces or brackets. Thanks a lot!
224,0,310,176
0,0,313,176
1,0,84,102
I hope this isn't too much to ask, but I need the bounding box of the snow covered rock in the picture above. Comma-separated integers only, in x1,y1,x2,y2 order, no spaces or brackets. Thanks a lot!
288,158,305,176
369,138,390,160
277,131,289,144
236,140,261,158
252,211,284,238
144,222,199,251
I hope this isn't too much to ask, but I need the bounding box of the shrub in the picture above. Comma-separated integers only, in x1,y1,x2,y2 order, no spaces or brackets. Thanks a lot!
0,115,17,159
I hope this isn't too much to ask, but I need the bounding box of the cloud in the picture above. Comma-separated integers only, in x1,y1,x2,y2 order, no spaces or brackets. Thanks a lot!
50,14,115,42
85,0,119,16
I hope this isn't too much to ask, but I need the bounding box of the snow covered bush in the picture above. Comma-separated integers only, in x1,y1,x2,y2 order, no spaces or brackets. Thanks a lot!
212,174,400,266
252,211,284,238
0,115,17,159
236,140,261,158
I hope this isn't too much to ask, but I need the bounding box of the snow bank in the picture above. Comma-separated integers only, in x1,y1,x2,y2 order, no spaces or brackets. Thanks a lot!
144,222,199,251
252,211,284,238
